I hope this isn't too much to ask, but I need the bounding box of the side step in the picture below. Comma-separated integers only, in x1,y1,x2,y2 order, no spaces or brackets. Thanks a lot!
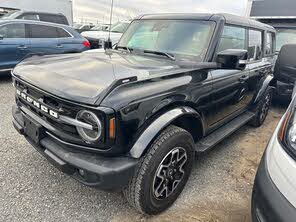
195,111,255,153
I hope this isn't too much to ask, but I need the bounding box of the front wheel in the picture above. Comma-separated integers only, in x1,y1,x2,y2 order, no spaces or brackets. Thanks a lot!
249,87,273,127
123,125,195,215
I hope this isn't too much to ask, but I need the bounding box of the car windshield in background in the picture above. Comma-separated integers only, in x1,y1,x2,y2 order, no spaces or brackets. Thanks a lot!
117,20,215,61
276,28,296,51
110,22,129,33
73,24,82,29
1,11,18,19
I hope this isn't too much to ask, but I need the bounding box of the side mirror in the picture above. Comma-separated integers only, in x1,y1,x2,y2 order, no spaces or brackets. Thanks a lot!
0,35,3,40
217,49,248,70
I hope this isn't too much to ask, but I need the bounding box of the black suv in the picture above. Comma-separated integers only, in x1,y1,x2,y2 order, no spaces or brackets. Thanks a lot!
12,13,276,214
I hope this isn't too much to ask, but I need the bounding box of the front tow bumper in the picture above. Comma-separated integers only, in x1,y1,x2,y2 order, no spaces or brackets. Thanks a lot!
12,105,137,191
252,154,296,222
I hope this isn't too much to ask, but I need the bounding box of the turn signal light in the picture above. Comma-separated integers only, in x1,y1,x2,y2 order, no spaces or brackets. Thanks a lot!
109,118,115,139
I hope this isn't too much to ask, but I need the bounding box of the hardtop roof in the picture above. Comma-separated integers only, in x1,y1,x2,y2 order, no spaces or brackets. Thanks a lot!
137,13,275,32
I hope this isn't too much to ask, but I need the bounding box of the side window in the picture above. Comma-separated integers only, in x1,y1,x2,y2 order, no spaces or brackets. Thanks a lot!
39,14,60,24
0,23,26,38
265,32,275,55
248,29,263,61
57,28,71,38
218,25,246,52
29,24,59,38
21,14,39,21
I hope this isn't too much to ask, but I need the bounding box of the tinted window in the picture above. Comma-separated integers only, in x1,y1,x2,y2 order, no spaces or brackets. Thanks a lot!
248,29,263,60
39,14,67,25
29,24,58,38
57,28,71,38
265,32,274,55
21,14,39,21
0,23,26,38
218,25,246,52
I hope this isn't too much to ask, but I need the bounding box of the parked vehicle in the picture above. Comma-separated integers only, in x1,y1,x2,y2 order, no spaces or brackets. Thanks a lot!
0,19,90,72
12,13,275,214
73,24,95,33
1,0,73,25
1,10,69,25
249,0,296,100
81,21,130,49
252,44,296,222
90,24,110,31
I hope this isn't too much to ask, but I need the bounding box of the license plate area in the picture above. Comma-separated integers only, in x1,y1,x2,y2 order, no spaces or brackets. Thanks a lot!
24,116,45,144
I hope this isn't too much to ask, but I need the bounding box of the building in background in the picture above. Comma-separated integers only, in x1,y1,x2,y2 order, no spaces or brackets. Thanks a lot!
0,0,73,25
248,0,296,51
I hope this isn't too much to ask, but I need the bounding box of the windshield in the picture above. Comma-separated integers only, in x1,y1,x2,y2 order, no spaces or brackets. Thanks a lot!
117,20,215,61
110,22,129,33
276,28,296,51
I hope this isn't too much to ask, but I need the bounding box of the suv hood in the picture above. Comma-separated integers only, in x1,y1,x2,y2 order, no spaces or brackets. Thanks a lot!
13,51,192,105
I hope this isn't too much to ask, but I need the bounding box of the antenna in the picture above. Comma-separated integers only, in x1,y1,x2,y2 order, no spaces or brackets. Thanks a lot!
104,0,114,49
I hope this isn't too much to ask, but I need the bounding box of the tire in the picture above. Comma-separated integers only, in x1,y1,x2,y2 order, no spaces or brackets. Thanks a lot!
123,125,195,215
249,87,273,127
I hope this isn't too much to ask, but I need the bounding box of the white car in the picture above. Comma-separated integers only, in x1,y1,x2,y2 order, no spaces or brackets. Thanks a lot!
81,21,130,49
252,45,296,222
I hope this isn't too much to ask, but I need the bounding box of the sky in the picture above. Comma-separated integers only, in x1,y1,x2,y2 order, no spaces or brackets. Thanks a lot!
73,0,249,24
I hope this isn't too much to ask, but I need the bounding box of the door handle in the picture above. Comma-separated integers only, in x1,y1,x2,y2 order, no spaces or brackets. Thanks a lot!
17,45,28,49
56,44,63,48
239,75,248,82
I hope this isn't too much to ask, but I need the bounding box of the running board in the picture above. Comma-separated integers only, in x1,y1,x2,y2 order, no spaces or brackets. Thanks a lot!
195,111,255,153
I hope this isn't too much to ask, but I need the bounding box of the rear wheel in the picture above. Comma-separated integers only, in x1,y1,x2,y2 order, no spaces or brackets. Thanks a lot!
249,87,272,127
123,125,195,215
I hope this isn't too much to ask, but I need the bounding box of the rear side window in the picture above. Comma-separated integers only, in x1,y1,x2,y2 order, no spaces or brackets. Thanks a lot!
20,14,39,21
265,32,275,55
0,23,26,38
248,29,263,61
218,25,246,52
57,28,71,38
39,14,68,25
29,24,58,38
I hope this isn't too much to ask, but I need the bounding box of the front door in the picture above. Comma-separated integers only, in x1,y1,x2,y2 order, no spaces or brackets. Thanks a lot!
207,25,251,128
0,23,29,70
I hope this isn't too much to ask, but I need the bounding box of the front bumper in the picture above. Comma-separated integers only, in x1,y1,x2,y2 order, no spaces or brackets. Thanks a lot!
252,154,296,222
12,105,137,191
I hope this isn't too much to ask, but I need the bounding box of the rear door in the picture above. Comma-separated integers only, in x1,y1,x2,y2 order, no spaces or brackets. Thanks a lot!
0,23,29,69
208,25,251,127
246,29,274,102
56,27,80,53
27,24,60,55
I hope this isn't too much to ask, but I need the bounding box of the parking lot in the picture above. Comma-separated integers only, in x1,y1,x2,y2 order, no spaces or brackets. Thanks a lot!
0,74,286,222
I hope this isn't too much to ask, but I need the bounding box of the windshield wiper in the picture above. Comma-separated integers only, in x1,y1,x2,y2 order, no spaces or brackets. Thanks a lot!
143,50,175,61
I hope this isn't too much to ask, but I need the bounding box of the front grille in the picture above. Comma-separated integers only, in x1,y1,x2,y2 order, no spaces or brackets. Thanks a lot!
14,79,105,147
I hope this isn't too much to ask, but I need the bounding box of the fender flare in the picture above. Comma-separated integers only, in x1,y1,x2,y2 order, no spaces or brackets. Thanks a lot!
254,74,275,104
129,106,203,158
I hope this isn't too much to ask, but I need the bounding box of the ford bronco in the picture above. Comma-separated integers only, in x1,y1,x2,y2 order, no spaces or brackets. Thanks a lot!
12,13,276,214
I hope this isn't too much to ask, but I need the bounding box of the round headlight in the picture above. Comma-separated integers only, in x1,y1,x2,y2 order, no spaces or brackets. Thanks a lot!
76,110,102,143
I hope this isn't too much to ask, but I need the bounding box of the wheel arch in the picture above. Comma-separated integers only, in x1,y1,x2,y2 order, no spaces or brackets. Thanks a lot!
253,74,276,104
129,106,204,159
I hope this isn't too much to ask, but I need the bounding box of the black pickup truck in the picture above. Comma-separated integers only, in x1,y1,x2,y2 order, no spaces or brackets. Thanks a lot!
12,13,276,214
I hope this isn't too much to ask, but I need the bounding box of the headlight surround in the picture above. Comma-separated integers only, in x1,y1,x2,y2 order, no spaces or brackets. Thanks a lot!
76,110,102,143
